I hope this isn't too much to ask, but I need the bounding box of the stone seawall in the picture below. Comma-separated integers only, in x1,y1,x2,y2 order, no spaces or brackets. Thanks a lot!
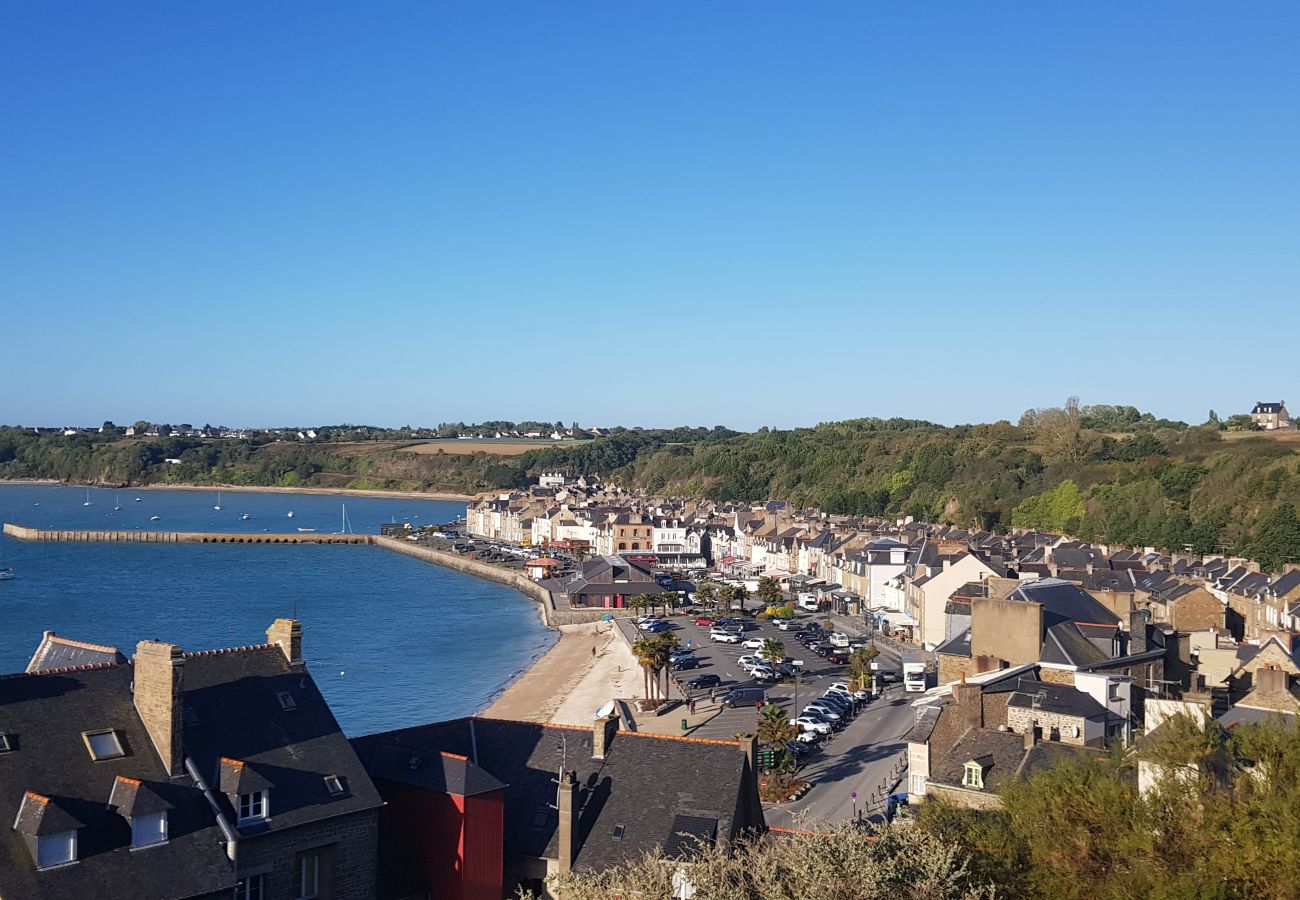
372,537,639,629
2,523,372,545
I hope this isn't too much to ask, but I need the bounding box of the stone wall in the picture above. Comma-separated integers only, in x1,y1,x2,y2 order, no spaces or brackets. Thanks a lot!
2,523,371,545
1006,706,1088,745
924,782,1005,811
235,809,379,900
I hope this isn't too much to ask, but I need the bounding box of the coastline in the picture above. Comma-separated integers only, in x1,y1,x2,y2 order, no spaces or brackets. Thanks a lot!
480,620,643,725
0,479,473,503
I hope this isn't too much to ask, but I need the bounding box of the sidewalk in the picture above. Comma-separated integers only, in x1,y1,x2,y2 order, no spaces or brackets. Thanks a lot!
828,612,936,665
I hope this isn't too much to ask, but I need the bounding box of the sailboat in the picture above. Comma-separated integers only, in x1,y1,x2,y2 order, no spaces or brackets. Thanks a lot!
335,504,353,535
113,493,123,511
82,489,92,507
213,491,222,511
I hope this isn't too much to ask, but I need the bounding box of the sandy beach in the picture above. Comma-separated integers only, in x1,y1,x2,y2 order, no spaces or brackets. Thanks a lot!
0,479,473,503
482,621,644,726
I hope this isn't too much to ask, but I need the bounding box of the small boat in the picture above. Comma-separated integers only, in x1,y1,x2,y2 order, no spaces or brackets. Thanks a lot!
134,497,142,502
114,494,122,511
0,567,15,582
150,515,161,521
240,513,250,520
83,489,92,507
297,527,317,533
334,504,353,535
287,511,295,518
213,491,222,511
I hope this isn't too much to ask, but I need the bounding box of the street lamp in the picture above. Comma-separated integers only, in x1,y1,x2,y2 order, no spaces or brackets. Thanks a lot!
851,790,858,821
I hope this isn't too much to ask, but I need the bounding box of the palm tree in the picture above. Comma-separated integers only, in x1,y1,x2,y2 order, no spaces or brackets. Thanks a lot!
651,632,678,698
760,637,786,668
728,584,750,615
756,703,797,761
695,581,716,611
847,645,879,692
631,637,658,701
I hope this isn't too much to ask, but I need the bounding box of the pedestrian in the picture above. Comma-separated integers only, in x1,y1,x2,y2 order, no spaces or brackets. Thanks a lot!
709,688,716,702
592,646,596,658
755,699,762,711
690,699,697,715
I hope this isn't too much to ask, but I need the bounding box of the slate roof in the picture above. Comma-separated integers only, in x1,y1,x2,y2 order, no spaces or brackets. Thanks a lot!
353,717,762,874
1008,578,1122,628
181,646,384,835
935,627,972,659
357,743,506,798
929,729,1029,793
25,633,126,673
0,663,235,900
1008,678,1108,719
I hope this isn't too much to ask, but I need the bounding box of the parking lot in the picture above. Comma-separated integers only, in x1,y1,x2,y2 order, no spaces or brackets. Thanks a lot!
616,608,916,825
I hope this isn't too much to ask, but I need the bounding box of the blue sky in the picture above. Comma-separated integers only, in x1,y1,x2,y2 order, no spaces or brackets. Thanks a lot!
2,2,1297,430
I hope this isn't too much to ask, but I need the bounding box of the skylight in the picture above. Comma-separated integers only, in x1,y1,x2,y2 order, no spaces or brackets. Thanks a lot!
324,775,345,796
182,707,198,726
0,733,12,753
83,729,125,761
276,692,297,711
612,824,626,840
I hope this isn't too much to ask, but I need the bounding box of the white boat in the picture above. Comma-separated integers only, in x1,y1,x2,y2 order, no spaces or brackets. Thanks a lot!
213,491,222,511
0,567,15,582
334,504,353,535
150,515,161,521
240,513,250,520
134,497,142,502
82,489,92,507
287,511,295,518
114,493,122,511
297,527,317,533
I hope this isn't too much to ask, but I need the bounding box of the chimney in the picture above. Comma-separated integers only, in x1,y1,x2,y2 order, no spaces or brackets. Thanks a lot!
556,771,578,874
133,640,185,776
1024,724,1038,751
1129,610,1147,655
738,732,758,774
951,680,983,732
1254,664,1289,695
592,712,618,760
266,618,303,669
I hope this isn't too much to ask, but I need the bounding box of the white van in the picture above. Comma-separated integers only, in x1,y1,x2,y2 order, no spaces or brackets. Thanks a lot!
797,593,820,612
827,632,850,648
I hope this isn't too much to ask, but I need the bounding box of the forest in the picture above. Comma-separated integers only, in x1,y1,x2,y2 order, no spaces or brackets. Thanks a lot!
5,400,1300,569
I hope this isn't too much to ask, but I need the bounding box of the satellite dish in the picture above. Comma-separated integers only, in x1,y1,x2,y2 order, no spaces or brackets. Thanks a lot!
595,700,616,719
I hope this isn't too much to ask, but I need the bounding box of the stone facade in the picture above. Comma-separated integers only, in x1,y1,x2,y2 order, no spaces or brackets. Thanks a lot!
236,809,379,900
1006,706,1091,746
924,782,1005,811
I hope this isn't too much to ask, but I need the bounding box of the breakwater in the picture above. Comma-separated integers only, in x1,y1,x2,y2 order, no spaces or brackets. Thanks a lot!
2,523,372,545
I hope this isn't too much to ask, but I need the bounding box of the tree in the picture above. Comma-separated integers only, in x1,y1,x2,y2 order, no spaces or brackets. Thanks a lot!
1034,396,1086,462
756,702,797,757
756,575,782,607
694,581,716,611
760,637,786,668
1011,480,1086,533
728,584,750,614
630,637,657,702
847,645,879,691
536,825,995,900
1247,504,1300,572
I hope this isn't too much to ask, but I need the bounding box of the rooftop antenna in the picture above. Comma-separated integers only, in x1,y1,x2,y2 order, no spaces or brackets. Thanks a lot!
549,733,569,810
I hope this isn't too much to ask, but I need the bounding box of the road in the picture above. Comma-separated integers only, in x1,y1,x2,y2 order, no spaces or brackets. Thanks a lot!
617,608,919,826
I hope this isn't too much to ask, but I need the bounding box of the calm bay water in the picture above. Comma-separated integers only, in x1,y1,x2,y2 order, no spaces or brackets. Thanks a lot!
0,484,555,736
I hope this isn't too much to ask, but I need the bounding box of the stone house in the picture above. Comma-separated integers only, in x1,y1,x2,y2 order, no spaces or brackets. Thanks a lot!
0,619,383,900
1250,401,1292,430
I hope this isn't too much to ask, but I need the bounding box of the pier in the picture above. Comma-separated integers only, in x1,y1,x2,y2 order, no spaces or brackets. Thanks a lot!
1,523,373,545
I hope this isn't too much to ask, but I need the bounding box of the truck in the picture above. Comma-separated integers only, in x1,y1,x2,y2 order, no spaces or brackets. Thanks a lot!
902,652,927,693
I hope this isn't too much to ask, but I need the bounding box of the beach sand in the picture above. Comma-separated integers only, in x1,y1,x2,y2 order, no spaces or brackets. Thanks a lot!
482,621,644,725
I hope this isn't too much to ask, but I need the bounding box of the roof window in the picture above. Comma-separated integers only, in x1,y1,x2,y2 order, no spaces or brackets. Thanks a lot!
0,733,12,752
182,707,198,726
83,729,125,761
612,824,626,840
324,775,346,796
276,692,297,711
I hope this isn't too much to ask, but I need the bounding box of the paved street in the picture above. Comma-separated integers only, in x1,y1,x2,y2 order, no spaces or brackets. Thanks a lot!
615,608,916,826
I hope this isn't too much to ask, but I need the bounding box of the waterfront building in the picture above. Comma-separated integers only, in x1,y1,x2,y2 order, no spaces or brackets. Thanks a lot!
0,619,383,900
352,714,766,900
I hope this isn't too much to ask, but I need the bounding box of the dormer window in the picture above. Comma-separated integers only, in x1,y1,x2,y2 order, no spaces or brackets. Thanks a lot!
131,811,168,848
962,760,985,789
82,729,125,761
238,790,268,823
14,792,83,871
38,829,77,868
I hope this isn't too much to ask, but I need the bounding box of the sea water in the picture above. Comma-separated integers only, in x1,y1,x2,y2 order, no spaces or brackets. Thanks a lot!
0,484,555,735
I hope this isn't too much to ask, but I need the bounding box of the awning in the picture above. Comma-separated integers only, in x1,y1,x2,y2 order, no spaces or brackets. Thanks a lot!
883,611,917,626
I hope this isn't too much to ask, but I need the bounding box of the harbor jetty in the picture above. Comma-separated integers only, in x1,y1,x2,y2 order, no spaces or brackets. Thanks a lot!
2,523,372,545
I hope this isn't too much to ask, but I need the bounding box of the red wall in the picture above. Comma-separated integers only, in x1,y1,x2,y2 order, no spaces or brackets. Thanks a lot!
376,781,504,900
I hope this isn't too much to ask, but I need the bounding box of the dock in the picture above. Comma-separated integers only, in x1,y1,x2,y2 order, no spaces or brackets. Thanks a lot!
1,523,373,545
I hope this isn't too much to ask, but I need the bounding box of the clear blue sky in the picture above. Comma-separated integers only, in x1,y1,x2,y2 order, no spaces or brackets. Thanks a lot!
3,2,1298,430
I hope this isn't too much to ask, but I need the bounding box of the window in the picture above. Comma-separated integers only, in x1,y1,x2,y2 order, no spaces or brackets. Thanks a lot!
277,692,297,711
293,846,333,900
233,874,266,900
910,774,927,794
37,830,77,869
611,823,626,840
131,811,168,848
83,730,125,761
1108,683,1121,702
962,761,984,789
323,775,345,797
238,790,268,823
0,733,12,752
182,707,199,726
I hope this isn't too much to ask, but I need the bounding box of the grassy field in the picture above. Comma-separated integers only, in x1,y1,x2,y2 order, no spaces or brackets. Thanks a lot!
399,439,589,456
1221,430,1300,442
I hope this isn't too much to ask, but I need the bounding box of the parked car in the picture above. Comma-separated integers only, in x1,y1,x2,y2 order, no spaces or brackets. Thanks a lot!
751,666,779,681
639,620,671,633
687,672,721,689
775,619,796,631
741,637,766,650
827,684,869,702
738,654,762,667
721,687,766,708
804,703,843,723
694,616,717,627
876,669,903,684
711,629,742,644
791,716,832,735
671,656,700,670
